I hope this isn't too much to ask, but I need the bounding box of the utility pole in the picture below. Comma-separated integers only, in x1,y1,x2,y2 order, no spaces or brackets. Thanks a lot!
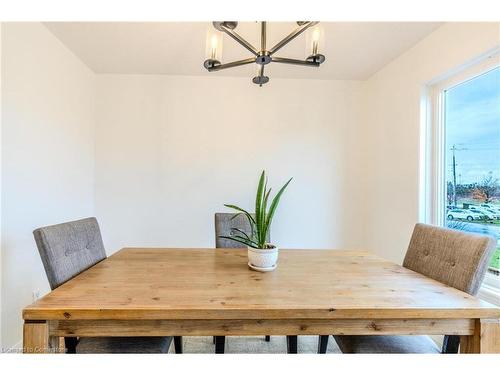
450,144,467,207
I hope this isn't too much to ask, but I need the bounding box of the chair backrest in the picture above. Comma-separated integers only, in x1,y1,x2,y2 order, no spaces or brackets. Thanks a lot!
33,217,107,290
214,213,270,248
403,223,496,295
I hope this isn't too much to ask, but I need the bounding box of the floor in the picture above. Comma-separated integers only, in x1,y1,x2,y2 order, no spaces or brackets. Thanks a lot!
170,335,341,354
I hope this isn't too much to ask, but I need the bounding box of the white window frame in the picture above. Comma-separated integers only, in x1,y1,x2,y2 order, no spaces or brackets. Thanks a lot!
421,48,500,303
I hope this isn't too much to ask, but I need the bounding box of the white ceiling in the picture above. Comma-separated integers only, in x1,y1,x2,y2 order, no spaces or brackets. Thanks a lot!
44,22,442,80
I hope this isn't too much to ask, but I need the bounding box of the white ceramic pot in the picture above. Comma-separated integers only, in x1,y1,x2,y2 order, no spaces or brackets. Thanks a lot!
247,246,279,271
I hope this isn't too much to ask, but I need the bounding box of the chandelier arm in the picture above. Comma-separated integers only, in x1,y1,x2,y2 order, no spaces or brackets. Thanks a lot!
220,25,259,56
272,57,320,67
207,57,256,72
261,22,266,52
268,21,319,56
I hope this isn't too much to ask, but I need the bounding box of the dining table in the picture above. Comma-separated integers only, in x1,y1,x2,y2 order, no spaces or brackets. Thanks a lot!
22,248,500,353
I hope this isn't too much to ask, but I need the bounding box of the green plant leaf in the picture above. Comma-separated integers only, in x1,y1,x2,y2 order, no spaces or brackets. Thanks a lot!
263,187,271,221
261,186,271,246
231,234,259,247
264,177,292,237
264,187,272,210
224,204,256,224
255,171,266,246
230,227,254,242
219,235,258,248
229,212,242,221
225,208,257,239
223,171,291,250
228,212,254,233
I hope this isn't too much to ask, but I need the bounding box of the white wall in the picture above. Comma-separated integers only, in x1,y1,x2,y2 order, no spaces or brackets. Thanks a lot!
0,22,3,349
1,23,95,348
361,22,500,263
95,75,365,253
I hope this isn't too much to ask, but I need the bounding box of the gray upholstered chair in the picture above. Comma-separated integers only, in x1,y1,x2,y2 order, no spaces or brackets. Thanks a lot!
326,223,496,354
214,213,298,353
33,217,179,354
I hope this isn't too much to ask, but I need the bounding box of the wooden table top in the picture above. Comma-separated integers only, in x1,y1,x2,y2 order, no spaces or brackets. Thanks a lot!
23,248,500,321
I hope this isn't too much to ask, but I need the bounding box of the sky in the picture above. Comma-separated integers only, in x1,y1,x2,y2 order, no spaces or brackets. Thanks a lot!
445,66,500,185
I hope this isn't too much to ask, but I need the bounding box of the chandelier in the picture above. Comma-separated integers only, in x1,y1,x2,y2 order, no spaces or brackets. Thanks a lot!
203,21,325,86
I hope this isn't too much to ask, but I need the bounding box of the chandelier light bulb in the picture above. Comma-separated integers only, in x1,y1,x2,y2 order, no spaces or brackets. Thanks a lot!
210,34,219,59
311,27,321,55
205,27,223,66
305,25,325,64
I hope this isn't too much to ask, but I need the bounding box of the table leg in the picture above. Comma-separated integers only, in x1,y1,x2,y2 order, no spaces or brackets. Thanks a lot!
479,318,500,353
460,318,500,353
23,320,53,353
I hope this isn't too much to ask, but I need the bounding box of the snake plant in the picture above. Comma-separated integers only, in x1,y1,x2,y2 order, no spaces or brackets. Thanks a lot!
221,170,292,249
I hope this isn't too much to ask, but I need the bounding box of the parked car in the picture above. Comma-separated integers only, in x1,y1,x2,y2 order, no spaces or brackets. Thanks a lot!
487,206,500,215
466,205,486,211
446,209,483,221
480,204,493,208
475,204,500,216
468,208,492,220
483,208,500,220
480,204,500,211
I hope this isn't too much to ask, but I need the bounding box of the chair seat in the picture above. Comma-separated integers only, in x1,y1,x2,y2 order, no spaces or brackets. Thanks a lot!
75,336,172,354
333,335,441,354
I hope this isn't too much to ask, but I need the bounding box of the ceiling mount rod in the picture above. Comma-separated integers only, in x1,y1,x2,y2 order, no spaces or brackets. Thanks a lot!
219,24,259,56
207,57,256,72
268,21,318,56
252,63,269,86
272,56,320,67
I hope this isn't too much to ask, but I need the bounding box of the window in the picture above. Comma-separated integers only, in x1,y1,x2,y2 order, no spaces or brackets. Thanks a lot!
424,51,500,299
444,66,500,275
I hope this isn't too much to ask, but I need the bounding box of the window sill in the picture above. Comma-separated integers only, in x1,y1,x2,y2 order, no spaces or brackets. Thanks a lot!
479,272,500,306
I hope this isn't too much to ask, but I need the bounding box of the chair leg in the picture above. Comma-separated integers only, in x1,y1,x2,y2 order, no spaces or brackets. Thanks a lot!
265,335,270,342
64,337,78,354
286,335,298,354
213,336,216,344
318,335,329,354
215,336,225,354
442,335,460,354
174,336,183,354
